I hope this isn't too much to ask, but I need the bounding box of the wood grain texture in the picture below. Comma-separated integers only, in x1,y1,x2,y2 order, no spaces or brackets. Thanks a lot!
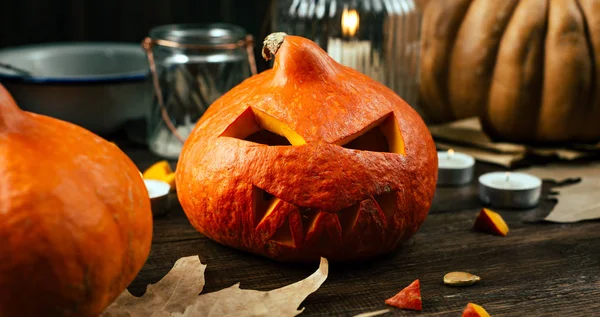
120,143,600,316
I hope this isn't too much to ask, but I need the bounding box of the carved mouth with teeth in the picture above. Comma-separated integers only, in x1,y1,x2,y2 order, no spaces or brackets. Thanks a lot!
253,185,399,250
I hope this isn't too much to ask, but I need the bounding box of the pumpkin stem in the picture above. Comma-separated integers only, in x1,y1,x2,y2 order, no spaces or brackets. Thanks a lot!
262,32,287,61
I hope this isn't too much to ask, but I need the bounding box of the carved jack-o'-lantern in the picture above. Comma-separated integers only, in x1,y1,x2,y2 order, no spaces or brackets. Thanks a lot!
176,33,438,262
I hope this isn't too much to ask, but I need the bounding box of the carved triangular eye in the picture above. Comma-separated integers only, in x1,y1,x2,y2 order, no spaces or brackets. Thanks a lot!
245,130,291,146
220,107,306,146
338,113,405,154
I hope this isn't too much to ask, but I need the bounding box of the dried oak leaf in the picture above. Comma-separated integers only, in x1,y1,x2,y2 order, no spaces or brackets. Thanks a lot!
176,257,329,317
101,256,329,317
101,255,207,317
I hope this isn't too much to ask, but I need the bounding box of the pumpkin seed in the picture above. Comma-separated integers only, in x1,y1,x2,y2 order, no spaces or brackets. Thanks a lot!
443,272,481,286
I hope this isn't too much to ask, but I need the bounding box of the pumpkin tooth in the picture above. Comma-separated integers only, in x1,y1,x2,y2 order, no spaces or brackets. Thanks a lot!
300,209,322,239
373,191,399,225
363,197,389,230
300,211,343,247
256,198,282,228
269,216,295,247
287,210,305,247
252,186,281,228
338,204,361,236
254,198,296,246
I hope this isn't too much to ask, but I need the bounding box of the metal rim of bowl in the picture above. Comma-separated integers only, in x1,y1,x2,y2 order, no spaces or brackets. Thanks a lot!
0,42,150,84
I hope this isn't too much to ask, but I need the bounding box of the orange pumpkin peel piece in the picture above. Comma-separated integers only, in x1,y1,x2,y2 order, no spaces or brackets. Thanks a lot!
143,160,176,190
462,302,491,317
385,279,422,311
473,208,509,236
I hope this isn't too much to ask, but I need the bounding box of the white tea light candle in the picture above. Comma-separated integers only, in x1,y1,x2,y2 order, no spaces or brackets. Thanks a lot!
437,149,475,186
479,172,542,209
144,179,171,217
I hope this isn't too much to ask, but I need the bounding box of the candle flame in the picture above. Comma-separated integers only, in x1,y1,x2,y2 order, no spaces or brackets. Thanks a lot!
447,149,455,159
341,8,359,37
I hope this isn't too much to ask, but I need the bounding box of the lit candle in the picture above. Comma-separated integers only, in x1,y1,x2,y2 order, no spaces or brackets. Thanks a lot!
144,179,171,217
327,7,372,74
437,149,475,186
478,172,542,209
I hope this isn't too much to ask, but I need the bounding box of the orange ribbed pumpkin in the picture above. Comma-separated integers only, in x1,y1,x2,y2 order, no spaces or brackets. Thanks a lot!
0,85,153,316
176,33,437,262
420,0,600,144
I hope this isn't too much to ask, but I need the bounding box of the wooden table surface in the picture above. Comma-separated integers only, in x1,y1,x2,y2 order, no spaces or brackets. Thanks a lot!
121,142,600,317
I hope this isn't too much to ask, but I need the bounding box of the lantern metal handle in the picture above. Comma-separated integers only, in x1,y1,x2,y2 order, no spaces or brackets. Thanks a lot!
142,35,258,144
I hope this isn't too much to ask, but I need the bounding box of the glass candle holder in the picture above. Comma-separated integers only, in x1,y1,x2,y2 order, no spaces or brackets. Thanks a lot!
272,0,422,112
143,23,256,159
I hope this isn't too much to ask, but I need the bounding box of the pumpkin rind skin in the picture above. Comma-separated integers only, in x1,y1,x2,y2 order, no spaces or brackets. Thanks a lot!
176,35,438,262
0,85,153,317
420,0,600,144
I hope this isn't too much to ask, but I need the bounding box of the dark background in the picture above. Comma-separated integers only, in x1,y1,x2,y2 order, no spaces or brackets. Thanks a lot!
1,0,274,70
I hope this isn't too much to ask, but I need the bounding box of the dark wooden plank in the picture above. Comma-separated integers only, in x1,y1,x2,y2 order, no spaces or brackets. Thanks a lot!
122,146,600,316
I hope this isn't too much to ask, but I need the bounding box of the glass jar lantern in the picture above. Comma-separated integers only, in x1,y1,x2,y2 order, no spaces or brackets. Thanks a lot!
272,0,422,113
143,23,256,159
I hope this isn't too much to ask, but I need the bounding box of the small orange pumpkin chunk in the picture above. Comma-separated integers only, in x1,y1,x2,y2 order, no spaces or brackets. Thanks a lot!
462,302,491,317
385,279,422,311
143,160,173,179
143,160,176,189
161,173,177,189
473,208,509,236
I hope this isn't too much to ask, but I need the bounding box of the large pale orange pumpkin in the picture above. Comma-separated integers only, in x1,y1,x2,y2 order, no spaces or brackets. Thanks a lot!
420,0,600,144
176,33,438,262
0,85,153,316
